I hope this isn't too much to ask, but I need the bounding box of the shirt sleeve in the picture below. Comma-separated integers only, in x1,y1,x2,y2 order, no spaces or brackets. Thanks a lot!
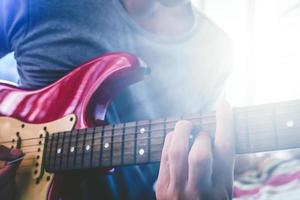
0,0,28,59
0,13,11,58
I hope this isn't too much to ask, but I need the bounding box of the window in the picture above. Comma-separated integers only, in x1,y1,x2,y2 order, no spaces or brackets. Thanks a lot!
193,0,300,106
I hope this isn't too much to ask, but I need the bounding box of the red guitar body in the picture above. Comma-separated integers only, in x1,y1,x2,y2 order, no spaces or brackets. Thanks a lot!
0,52,146,200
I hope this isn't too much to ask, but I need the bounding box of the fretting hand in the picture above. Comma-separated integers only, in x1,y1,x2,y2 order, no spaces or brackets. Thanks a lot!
156,102,234,200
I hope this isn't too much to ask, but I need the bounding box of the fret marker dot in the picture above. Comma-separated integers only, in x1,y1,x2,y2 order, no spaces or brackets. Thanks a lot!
104,142,110,149
139,148,145,156
85,145,91,151
70,147,75,153
286,120,294,128
57,148,62,154
140,128,146,134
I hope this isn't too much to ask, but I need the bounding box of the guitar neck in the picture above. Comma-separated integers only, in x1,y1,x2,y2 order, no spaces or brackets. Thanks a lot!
44,99,300,173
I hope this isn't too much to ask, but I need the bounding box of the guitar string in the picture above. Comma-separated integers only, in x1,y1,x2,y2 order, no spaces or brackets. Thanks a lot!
16,122,215,150
20,135,300,170
10,126,209,163
1,100,299,145
0,114,216,145
19,136,300,170
3,117,297,151
0,116,216,145
2,111,299,160
18,148,169,170
1,105,297,146
7,126,191,153
12,124,299,163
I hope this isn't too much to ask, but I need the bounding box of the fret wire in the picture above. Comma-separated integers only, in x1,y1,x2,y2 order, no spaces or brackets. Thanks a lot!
134,121,138,164
59,131,66,169
73,129,80,167
68,131,77,168
121,123,125,165
5,101,300,147
99,126,104,166
163,117,167,138
66,130,72,169
110,124,115,166
53,132,60,170
81,128,87,168
90,127,95,168
148,120,152,162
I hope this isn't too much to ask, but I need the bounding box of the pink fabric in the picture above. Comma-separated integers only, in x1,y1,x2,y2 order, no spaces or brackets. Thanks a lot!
234,170,300,197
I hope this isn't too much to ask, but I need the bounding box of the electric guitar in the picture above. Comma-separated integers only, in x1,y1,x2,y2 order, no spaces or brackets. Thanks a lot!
0,52,299,199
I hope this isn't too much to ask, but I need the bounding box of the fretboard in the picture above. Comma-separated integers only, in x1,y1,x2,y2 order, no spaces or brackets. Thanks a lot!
44,99,300,173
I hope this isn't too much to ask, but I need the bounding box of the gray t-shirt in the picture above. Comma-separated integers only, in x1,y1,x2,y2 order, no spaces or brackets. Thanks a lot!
0,0,233,199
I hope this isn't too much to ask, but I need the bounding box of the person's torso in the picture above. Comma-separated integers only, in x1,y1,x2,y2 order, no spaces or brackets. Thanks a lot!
7,0,232,199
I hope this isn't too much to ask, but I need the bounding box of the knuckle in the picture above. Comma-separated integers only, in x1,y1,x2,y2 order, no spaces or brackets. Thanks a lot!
164,132,173,142
184,188,200,200
156,186,165,199
189,149,211,167
167,185,181,200
161,151,169,163
156,191,167,200
169,148,184,161
175,120,193,131
156,186,179,200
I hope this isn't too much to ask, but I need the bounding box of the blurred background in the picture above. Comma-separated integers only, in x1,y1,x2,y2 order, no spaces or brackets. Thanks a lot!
1,0,300,107
193,0,300,106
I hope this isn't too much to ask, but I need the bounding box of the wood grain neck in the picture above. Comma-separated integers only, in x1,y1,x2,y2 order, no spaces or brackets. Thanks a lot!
44,99,300,173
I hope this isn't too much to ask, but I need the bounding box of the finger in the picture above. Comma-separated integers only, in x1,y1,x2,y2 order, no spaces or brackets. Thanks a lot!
0,148,23,179
0,146,24,170
213,101,235,188
157,132,173,193
187,133,213,191
168,120,193,190
0,146,23,161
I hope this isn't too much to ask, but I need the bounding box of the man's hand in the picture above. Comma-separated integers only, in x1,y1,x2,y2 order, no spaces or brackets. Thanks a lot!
0,145,24,200
156,102,234,200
